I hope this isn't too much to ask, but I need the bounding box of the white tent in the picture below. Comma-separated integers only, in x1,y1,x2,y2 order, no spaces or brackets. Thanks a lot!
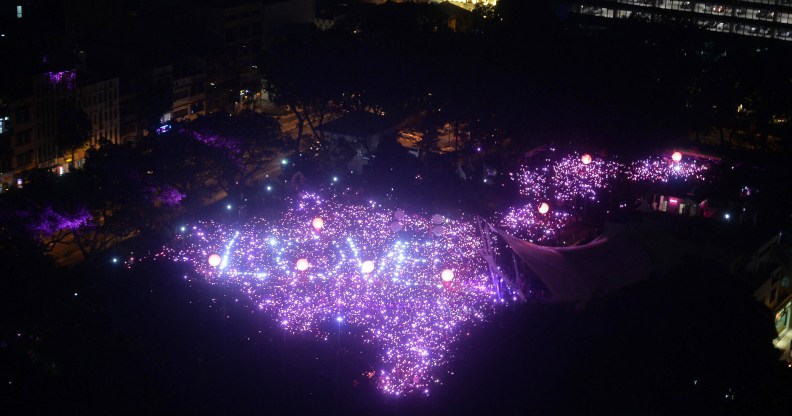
491,226,653,303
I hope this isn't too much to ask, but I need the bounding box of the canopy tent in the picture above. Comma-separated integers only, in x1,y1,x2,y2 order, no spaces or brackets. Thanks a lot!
491,225,653,303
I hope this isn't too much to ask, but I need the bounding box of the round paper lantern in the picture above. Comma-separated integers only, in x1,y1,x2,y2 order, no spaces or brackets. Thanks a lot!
361,260,375,274
296,258,309,271
432,225,446,236
312,217,324,230
671,151,682,162
581,153,592,165
208,253,222,267
538,202,550,214
431,214,445,225
390,221,402,233
441,269,454,282
394,209,406,220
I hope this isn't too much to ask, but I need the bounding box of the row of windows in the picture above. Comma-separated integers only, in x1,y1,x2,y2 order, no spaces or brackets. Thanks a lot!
576,5,792,39
592,1,792,22
619,0,792,6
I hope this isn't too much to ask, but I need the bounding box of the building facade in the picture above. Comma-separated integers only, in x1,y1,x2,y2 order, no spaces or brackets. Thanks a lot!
1,69,120,190
571,0,792,41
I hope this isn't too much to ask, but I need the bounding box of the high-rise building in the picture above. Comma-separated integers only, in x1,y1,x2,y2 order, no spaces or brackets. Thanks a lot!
570,0,792,41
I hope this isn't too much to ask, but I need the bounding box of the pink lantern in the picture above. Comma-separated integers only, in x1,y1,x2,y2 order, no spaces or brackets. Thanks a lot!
312,217,324,230
296,258,309,271
671,151,682,162
538,202,550,214
208,253,222,267
441,269,454,282
581,153,592,165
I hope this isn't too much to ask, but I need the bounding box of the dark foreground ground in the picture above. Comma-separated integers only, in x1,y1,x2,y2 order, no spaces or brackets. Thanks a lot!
3,238,792,416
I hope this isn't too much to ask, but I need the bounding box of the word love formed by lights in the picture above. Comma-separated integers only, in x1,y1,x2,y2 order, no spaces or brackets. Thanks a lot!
154,193,501,395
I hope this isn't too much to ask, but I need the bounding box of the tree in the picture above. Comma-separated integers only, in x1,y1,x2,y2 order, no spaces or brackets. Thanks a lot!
142,130,230,210
55,101,92,169
181,111,285,197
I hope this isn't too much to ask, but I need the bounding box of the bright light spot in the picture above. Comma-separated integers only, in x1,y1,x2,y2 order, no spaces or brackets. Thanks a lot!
332,176,338,182
336,316,344,323
538,202,550,215
361,260,375,274
208,253,222,267
266,185,272,191
112,257,118,263
226,204,232,210
281,159,288,165
441,269,454,282
296,258,309,271
312,217,324,230
724,213,731,220
672,151,683,162
180,226,186,232
581,153,592,165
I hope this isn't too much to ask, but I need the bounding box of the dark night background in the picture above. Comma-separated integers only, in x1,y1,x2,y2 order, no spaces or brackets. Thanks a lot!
3,0,792,414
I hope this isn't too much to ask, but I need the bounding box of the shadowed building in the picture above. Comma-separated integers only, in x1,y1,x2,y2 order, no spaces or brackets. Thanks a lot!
570,0,792,41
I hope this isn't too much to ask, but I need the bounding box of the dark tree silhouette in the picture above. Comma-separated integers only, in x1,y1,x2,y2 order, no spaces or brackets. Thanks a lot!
55,101,92,169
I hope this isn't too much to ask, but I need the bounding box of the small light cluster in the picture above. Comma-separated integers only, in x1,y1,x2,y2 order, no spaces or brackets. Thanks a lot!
501,151,710,239
625,156,710,183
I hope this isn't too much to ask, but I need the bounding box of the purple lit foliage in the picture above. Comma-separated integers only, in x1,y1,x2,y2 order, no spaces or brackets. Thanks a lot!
150,185,186,207
46,70,77,90
28,205,91,236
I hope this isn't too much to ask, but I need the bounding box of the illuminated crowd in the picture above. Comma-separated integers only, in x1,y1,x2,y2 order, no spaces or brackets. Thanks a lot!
153,193,502,395
144,150,711,395
499,150,711,240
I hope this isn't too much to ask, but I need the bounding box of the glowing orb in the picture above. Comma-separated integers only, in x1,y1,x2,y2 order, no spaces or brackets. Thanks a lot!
390,221,402,233
581,153,592,165
208,253,222,267
431,214,445,225
361,260,375,274
312,217,324,230
296,258,309,271
441,269,454,282
671,151,682,162
431,225,446,237
394,209,406,220
538,202,550,214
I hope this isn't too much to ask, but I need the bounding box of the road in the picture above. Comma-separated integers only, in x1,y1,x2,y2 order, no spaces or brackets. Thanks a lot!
49,107,326,266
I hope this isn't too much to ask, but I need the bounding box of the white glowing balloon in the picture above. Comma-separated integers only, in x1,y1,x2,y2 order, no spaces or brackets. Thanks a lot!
538,202,550,214
390,221,402,232
394,209,406,220
431,225,446,236
361,260,375,274
671,151,682,162
296,258,309,271
431,214,445,225
441,269,454,282
581,153,592,165
208,253,222,267
312,217,324,230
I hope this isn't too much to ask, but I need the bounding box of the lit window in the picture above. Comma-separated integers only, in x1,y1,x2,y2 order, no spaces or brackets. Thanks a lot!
16,5,22,18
